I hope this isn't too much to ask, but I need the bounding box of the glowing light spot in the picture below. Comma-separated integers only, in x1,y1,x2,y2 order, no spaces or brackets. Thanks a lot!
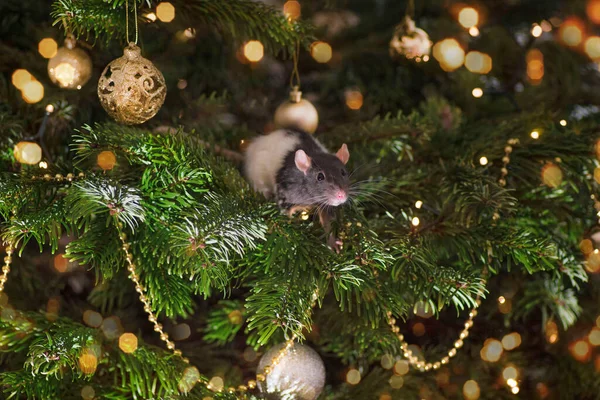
415,200,423,209
345,90,364,110
458,7,479,29
541,163,563,188
511,386,520,394
46,104,54,113
465,51,492,74
479,156,488,166
498,296,506,304
411,217,420,226
433,39,465,71
53,62,77,87
283,1,301,20
472,88,483,98
462,380,480,400
503,366,518,381
588,251,600,273
178,366,200,394
97,150,117,171
480,339,503,362
14,141,42,165
570,339,591,362
394,360,409,375
346,369,361,385
172,323,192,341
560,19,584,47
546,320,559,344
183,28,196,39
101,316,124,340
585,36,600,60
145,12,157,22
228,309,243,325
78,351,98,374
156,2,175,22
22,80,44,104
499,298,512,314
531,24,543,38
81,385,95,400
389,375,404,389
311,41,333,63
380,354,394,369
527,49,544,84
560,119,567,126
589,327,600,346
502,332,522,350
12,69,33,90
207,376,224,392
506,378,517,388
588,0,600,24
469,26,480,37
244,41,264,62
38,38,58,59
119,333,138,353
83,310,103,328
530,130,540,139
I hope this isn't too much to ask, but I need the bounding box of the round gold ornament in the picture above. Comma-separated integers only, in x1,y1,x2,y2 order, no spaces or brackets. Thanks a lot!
258,343,325,400
274,86,319,134
48,36,92,90
389,16,432,62
98,43,167,125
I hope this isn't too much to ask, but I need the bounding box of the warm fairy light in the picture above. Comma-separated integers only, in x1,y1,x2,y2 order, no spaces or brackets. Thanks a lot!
498,296,506,304
156,2,175,22
546,320,559,343
462,380,480,400
506,378,517,388
465,51,492,74
183,28,196,39
38,38,58,59
145,12,157,22
527,49,544,84
172,323,191,341
511,386,520,394
83,310,103,328
311,41,333,63
531,24,543,38
479,156,488,166
480,339,503,362
12,69,33,90
394,360,409,375
569,339,591,362
380,354,394,369
101,316,124,340
54,62,77,87
433,39,465,71
119,333,138,353
389,375,404,389
97,150,117,171
46,104,54,113
14,141,42,165
244,40,264,62
411,217,420,226
178,366,200,393
228,309,243,325
415,200,423,209
458,7,479,29
469,26,480,37
81,385,95,400
283,0,301,20
22,80,44,104
589,327,600,346
412,322,426,336
472,88,483,98
587,251,600,273
503,366,518,381
541,163,563,188
559,119,567,126
345,90,364,110
501,332,522,351
207,376,224,392
78,351,98,374
588,0,600,24
346,368,361,385
530,130,540,139
585,36,600,60
560,19,584,47
300,210,309,220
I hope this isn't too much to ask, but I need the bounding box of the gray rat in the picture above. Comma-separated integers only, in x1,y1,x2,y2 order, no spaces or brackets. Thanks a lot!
244,129,350,249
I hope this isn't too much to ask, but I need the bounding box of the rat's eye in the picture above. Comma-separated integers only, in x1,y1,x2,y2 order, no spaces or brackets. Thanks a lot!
341,169,347,176
317,172,325,181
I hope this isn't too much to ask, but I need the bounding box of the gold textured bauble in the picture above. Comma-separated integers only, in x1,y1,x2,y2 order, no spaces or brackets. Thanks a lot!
48,36,92,90
389,16,432,62
258,343,325,400
98,43,167,125
274,86,319,134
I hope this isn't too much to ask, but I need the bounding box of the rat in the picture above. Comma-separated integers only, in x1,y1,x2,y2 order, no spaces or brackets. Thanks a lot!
244,129,350,250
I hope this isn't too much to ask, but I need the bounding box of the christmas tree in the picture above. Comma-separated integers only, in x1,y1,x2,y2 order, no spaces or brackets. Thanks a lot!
2,0,600,398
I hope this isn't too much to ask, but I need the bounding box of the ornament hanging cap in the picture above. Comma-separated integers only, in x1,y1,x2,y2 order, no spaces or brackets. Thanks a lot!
289,85,302,103
124,43,142,60
64,34,76,50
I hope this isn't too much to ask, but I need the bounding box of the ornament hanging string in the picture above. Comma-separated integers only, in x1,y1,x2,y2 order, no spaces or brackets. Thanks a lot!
406,0,415,18
125,0,139,45
290,38,301,89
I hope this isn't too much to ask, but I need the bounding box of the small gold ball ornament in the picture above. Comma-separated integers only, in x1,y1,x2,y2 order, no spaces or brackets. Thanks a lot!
48,36,92,90
274,86,319,134
98,43,167,125
389,16,432,62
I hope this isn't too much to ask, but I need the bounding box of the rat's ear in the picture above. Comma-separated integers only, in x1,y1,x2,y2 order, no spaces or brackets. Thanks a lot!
295,150,312,174
336,143,350,165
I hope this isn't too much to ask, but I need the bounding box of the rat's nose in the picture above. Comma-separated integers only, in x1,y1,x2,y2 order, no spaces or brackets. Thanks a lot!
336,190,347,202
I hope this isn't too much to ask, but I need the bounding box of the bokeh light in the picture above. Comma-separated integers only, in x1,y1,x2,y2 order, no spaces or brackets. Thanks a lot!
458,7,479,29
207,376,224,392
546,320,559,344
244,41,264,62
78,351,98,374
97,150,117,171
560,19,584,47
502,332,522,350
472,88,483,98
381,354,394,369
311,41,333,63
12,69,33,90
283,0,301,20
532,24,543,38
588,0,600,24
585,36,600,60
433,39,465,71
101,316,124,340
119,333,138,353
81,385,95,400
172,323,192,341
465,51,492,74
38,38,58,59
178,366,200,393
569,339,591,362
503,366,518,381
14,141,42,165
527,49,544,84
156,2,175,22
480,338,503,362
530,130,540,139
541,163,563,188
83,310,103,328
21,80,44,104
462,379,480,400
589,327,600,346
346,368,361,385
389,375,404,389
345,89,364,110
394,360,409,376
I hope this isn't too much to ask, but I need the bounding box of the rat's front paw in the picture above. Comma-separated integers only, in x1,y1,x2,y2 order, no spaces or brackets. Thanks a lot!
328,235,343,253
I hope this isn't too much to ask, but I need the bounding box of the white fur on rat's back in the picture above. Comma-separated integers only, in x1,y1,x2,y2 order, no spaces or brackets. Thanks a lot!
244,130,301,198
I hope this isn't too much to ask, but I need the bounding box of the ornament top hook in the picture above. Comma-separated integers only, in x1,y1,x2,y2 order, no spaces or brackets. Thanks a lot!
289,85,302,103
124,43,142,60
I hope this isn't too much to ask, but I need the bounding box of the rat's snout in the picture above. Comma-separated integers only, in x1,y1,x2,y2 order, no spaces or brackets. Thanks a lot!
328,190,348,206
336,190,347,202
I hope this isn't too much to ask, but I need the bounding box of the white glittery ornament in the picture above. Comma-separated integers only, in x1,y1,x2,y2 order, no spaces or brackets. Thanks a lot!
258,343,325,400
389,16,432,62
